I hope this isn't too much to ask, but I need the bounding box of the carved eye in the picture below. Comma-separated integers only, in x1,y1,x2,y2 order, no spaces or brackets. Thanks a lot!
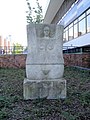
48,46,54,50
39,45,44,50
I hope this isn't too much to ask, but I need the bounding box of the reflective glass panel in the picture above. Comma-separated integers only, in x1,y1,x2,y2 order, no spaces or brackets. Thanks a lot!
87,9,90,15
87,15,90,32
63,32,66,41
74,23,78,38
69,27,73,40
79,18,86,36
66,30,68,41
79,13,85,21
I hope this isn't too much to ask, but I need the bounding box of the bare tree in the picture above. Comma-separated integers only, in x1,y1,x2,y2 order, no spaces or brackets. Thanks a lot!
26,0,43,24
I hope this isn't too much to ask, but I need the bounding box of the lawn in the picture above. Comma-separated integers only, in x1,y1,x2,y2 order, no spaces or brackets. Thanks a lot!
0,67,90,120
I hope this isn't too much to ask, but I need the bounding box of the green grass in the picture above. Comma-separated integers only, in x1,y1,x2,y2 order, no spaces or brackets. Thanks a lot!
0,67,90,120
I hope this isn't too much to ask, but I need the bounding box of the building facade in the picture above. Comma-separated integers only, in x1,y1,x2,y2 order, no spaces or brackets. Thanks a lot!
0,35,13,54
44,0,90,53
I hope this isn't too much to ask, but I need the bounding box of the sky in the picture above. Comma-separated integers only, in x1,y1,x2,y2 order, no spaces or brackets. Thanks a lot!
0,0,49,46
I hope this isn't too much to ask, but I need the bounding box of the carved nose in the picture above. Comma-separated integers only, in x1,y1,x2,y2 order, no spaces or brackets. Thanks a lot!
42,69,50,75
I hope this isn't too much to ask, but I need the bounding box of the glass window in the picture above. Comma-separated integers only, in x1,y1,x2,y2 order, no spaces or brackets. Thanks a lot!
69,23,73,28
79,18,86,36
74,23,78,38
69,26,73,40
79,13,85,21
87,9,90,15
63,32,66,42
74,19,78,24
87,15,90,32
64,27,68,41
66,30,68,41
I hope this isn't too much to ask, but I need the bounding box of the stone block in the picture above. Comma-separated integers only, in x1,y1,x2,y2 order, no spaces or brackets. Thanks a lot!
23,78,66,99
23,24,66,99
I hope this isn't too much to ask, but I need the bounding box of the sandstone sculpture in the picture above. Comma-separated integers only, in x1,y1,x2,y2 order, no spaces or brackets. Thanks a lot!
23,24,66,99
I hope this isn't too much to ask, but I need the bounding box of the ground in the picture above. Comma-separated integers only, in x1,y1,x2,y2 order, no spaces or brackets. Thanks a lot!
0,67,90,120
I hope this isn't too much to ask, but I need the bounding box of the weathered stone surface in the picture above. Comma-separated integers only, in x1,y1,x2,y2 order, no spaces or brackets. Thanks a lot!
23,78,66,99
23,24,66,99
26,24,64,65
26,65,64,80
26,24,64,79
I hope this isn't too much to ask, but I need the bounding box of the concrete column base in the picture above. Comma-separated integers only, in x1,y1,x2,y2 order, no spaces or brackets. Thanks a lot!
23,78,66,100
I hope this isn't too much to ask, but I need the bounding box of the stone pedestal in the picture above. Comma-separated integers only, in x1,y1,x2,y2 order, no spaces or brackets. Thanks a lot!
23,24,66,99
23,78,66,99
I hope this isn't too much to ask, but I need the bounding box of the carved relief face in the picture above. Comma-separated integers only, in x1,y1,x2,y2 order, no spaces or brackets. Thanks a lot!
35,24,56,38
43,26,50,38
